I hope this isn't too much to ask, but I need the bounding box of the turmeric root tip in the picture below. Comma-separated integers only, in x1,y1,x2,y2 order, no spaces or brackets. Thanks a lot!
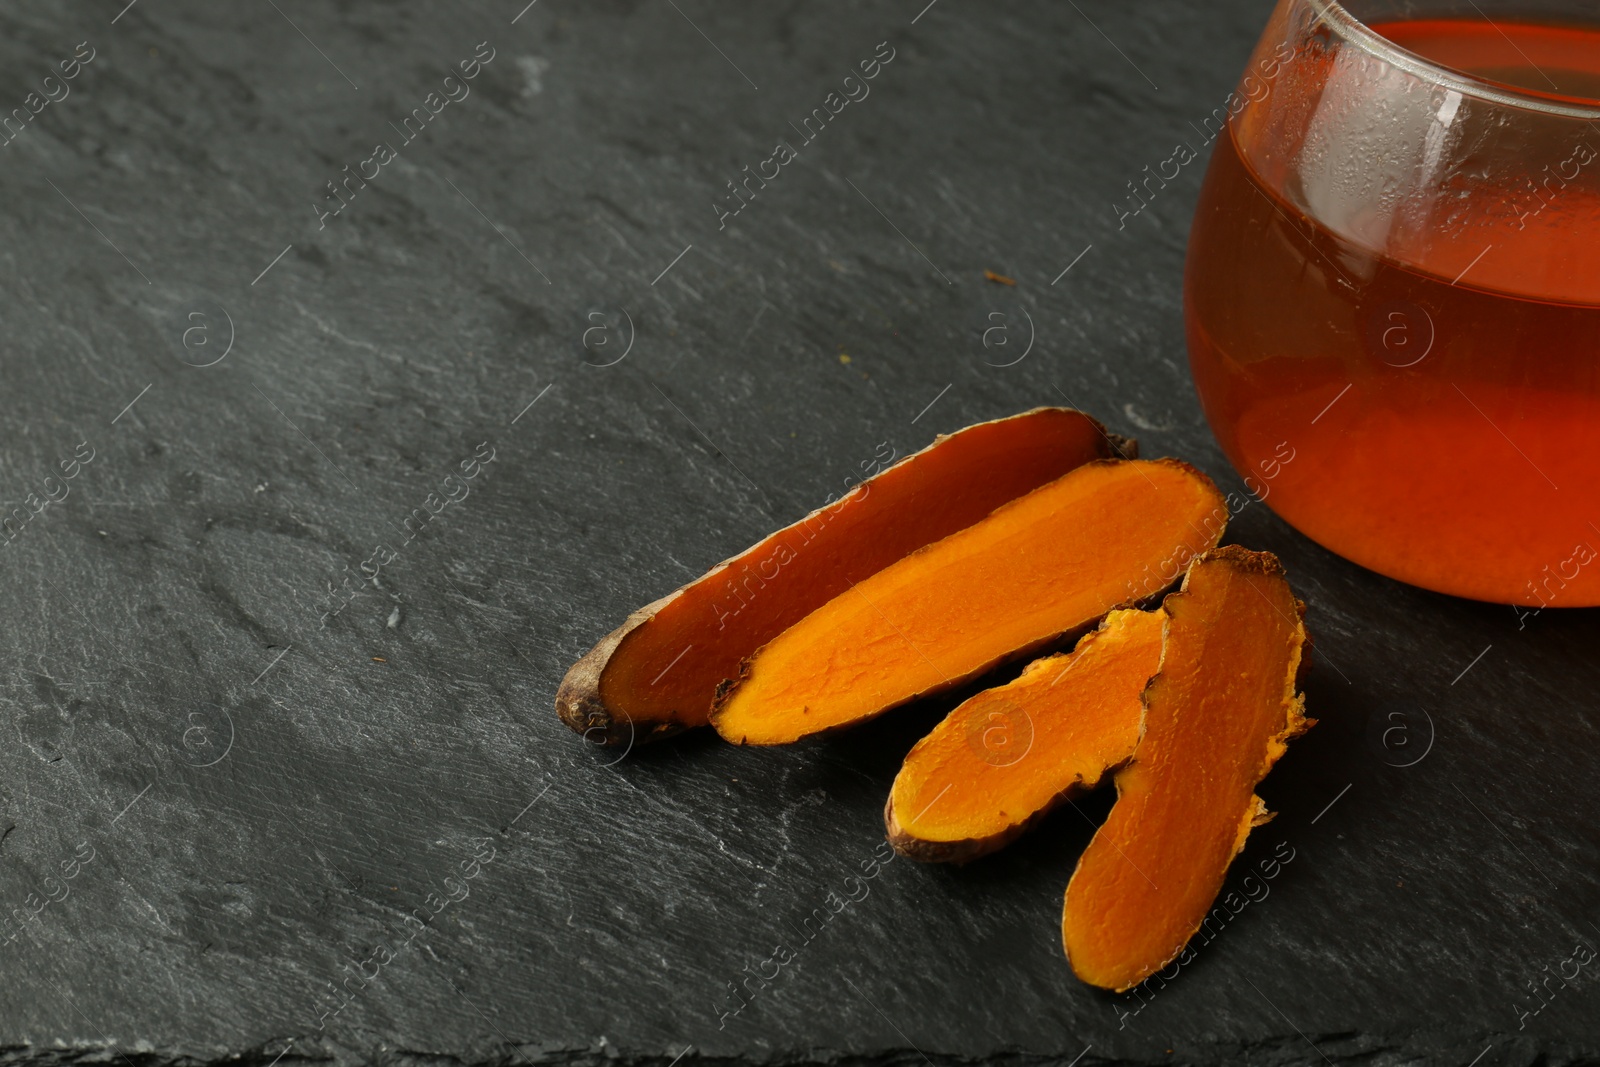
555,408,1131,745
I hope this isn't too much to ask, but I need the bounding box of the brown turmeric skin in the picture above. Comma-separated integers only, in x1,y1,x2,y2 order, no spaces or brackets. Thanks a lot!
1061,546,1311,992
886,608,1163,864
556,408,1134,745
712,459,1227,745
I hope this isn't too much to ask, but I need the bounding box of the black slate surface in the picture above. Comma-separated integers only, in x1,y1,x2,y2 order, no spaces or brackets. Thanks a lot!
1,1,1598,1065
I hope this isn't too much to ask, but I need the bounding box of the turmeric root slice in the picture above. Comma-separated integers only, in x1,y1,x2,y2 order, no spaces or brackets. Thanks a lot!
885,608,1163,864
711,459,1226,745
1061,546,1311,992
556,408,1131,746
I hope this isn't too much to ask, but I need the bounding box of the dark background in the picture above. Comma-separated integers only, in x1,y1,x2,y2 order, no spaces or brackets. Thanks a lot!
0,2,1596,1065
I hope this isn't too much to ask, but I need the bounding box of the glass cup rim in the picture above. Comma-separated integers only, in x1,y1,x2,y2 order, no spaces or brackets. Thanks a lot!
1309,0,1600,119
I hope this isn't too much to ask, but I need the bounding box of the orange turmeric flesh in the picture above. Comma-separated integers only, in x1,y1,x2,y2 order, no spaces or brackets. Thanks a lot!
556,408,1131,745
1062,546,1310,992
711,459,1225,745
885,608,1163,864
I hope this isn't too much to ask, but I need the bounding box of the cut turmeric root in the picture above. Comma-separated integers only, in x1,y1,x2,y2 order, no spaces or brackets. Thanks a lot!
711,459,1226,745
885,608,1163,864
556,408,1132,745
1061,546,1311,992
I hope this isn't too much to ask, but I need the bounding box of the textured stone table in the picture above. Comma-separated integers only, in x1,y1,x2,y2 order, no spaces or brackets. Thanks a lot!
1,1,1597,1065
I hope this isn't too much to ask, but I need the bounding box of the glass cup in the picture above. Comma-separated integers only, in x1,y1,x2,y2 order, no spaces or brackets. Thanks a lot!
1184,0,1600,608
